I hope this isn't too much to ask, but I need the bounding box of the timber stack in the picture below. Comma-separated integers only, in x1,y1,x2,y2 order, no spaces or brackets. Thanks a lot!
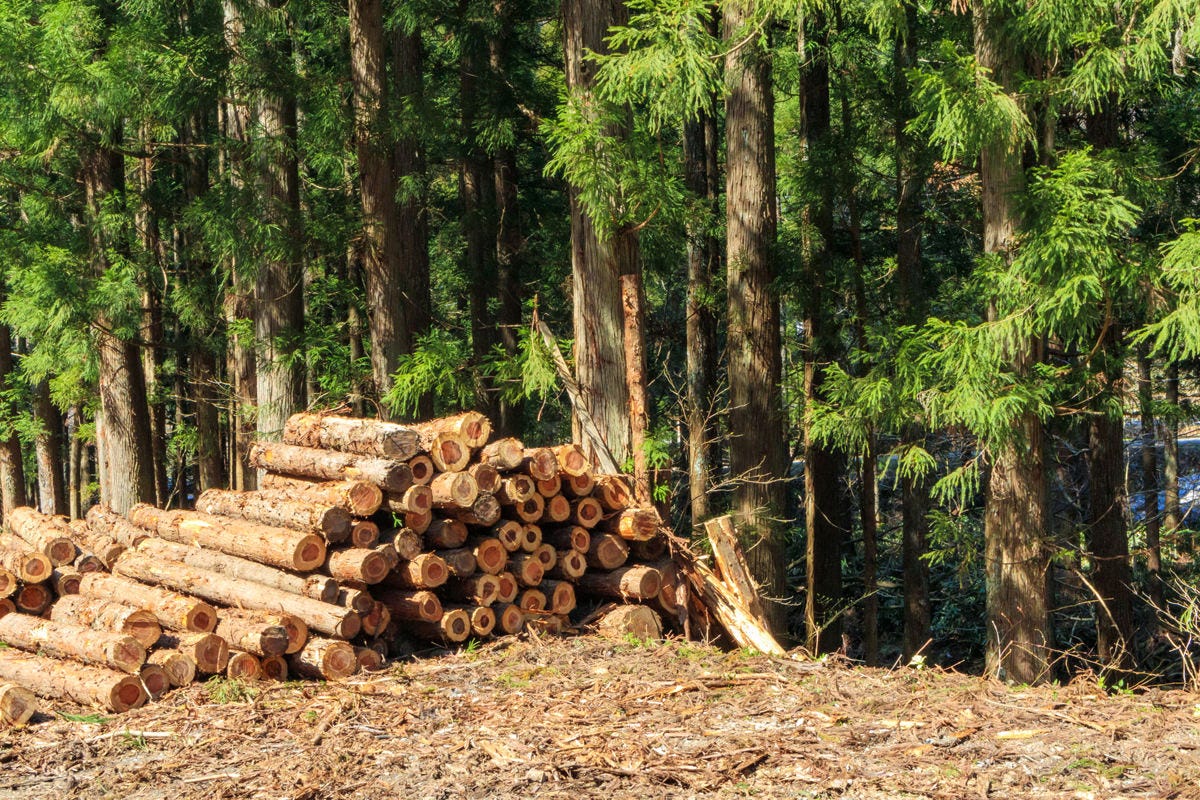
0,410,685,722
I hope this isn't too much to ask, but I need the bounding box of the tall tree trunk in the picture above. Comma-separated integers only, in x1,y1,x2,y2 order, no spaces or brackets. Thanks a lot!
800,10,842,652
725,0,788,637
135,145,170,507
1137,347,1163,609
562,0,638,468
974,0,1052,684
31,380,66,515
67,405,82,518
1164,363,1184,552
0,319,26,519
82,139,157,514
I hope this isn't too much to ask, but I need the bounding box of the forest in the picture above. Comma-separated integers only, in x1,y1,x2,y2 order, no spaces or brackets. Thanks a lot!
0,0,1197,688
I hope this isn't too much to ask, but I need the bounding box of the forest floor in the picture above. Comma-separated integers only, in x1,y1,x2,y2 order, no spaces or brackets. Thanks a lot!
0,633,1197,800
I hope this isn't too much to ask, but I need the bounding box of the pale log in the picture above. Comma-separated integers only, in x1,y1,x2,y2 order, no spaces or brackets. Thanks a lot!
441,574,498,607
509,554,545,587
288,636,357,680
128,504,326,572
467,463,500,494
139,663,171,699
586,533,629,570
445,604,494,637
520,523,542,553
552,444,591,477
430,472,478,509
493,603,525,635
72,553,104,573
382,485,433,514
282,412,420,459
0,567,14,599
547,549,587,581
215,612,289,657
226,651,262,680
250,440,413,493
112,552,360,639
6,507,77,565
78,572,217,632
0,682,37,727
577,564,662,600
596,605,662,641
541,580,577,615
258,477,383,517
157,631,229,674
480,437,524,469
326,548,389,584
407,455,434,485
375,587,443,621
546,526,590,552
135,537,337,603
541,495,571,524
535,474,561,497
563,471,595,498
388,553,448,589
408,608,470,644
410,411,491,449
517,589,546,612
360,601,391,637
466,537,507,575
425,518,468,549
491,520,523,552
85,504,149,548
50,595,162,648
570,497,603,529
68,527,125,568
0,541,51,583
197,488,352,543
0,648,146,712
0,613,146,673
496,571,519,603
445,493,501,527
148,649,196,687
496,475,535,504
520,448,558,481
593,475,633,511
261,655,288,680
14,583,52,615
434,548,476,577
601,508,658,541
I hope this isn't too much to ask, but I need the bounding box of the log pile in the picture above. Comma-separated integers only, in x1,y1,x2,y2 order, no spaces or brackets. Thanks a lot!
0,410,716,720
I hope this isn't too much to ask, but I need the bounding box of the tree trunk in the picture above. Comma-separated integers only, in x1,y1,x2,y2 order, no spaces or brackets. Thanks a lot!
1137,347,1163,609
31,380,66,516
135,158,171,508
0,321,26,521
1165,363,1184,552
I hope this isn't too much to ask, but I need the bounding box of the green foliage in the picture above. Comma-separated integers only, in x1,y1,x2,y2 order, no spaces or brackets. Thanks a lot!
205,676,258,704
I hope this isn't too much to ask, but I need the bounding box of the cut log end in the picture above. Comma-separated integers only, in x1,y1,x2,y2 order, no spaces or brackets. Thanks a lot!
139,664,171,700
407,455,434,485
227,651,262,681
110,677,149,713
0,683,37,727
261,655,288,681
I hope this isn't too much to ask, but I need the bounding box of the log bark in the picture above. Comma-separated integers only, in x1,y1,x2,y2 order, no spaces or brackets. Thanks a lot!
704,516,767,627
493,602,525,634
84,504,149,548
374,541,399,571
408,609,470,643
586,532,629,570
0,682,36,727
156,631,229,674
282,412,419,460
388,553,448,589
196,489,352,542
466,537,507,575
442,574,499,607
541,579,576,615
215,611,290,657
509,554,545,587
128,504,326,572
547,549,587,581
226,650,262,681
595,605,662,641
0,544,52,584
445,493,500,526
375,587,443,621
78,572,217,632
382,485,433,514
147,649,196,687
52,567,82,595
288,636,357,680
0,613,146,673
0,647,146,712
577,564,661,600
257,476,383,516
326,548,390,584
541,495,571,524
250,441,413,493
425,519,468,549
480,437,524,469
411,412,491,449
467,463,500,494
429,472,478,509
434,548,476,578
600,507,657,541
520,448,558,481
134,536,337,603
68,526,125,568
112,552,360,639
6,507,77,566
139,663,171,699
546,526,590,553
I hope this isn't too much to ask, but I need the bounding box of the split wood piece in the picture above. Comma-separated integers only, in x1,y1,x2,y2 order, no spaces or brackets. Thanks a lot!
404,509,432,534
375,587,443,622
629,534,667,562
541,495,571,525
406,455,434,485
355,646,385,672
586,533,629,571
496,475,536,505
532,543,557,571
683,559,786,657
250,441,413,494
196,488,352,543
374,542,399,571
410,411,492,450
595,605,662,641
505,494,544,524
490,520,523,552
570,497,603,529
382,485,433,515
0,613,146,673
78,572,217,633
52,567,82,595
546,526,590,553
282,412,420,460
445,493,501,527
435,548,477,578
429,472,478,509
517,589,546,612
577,564,662,601
541,580,577,615
349,519,380,548
509,554,545,588
288,636,357,681
112,552,360,640
148,650,196,687
420,431,471,473
493,603,525,635
128,504,326,573
68,526,125,568
547,549,587,581
526,614,570,636
562,471,595,498
702,515,770,628
5,507,77,566
73,553,104,573
496,572,519,604
215,612,290,657
134,537,337,604
466,537,507,575
84,504,149,549
520,448,559,481
139,664,171,700
388,553,448,590
257,477,383,517
50,595,162,649
0,541,52,583
157,631,229,674
535,474,561,498
601,508,658,542
0,567,14,599
337,585,375,615
0,598,11,618
0,682,37,727
467,463,501,495
552,444,592,478
593,475,633,512
479,437,524,470
408,609,470,644
0,648,146,712
261,655,288,681
442,574,499,607
425,518,468,549
14,583,52,615
359,601,391,637
226,651,262,681
445,604,495,637
326,548,390,585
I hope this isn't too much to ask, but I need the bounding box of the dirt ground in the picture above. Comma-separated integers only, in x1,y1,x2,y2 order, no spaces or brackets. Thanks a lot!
1,634,1197,799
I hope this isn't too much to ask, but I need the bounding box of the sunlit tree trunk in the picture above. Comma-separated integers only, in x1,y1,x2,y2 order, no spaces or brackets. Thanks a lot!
0,317,26,520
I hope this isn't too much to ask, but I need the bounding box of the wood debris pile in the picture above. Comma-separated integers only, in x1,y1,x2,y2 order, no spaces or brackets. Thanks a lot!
0,410,701,724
